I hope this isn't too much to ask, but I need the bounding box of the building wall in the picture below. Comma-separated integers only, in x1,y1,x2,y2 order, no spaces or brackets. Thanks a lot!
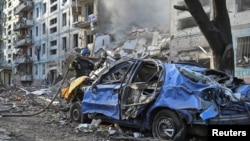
0,0,20,86
170,0,250,78
32,0,80,85
169,0,212,68
227,0,250,81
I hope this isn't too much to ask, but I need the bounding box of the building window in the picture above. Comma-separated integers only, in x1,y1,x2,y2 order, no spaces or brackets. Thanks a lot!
62,13,67,26
50,27,57,33
50,40,57,46
43,3,47,14
73,34,78,48
30,48,32,57
8,16,11,21
50,18,57,25
8,54,11,58
85,2,94,17
50,0,57,4
35,65,38,75
8,2,12,7
86,35,94,44
62,37,67,50
63,0,67,4
36,26,38,36
62,61,65,69
29,30,32,37
42,64,45,75
50,4,57,13
236,36,250,66
236,0,250,12
42,23,46,34
36,8,39,18
42,43,46,54
50,49,57,55
73,15,78,23
8,60,11,64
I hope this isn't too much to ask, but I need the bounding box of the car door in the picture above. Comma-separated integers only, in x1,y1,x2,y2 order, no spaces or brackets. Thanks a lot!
120,59,164,119
82,60,135,120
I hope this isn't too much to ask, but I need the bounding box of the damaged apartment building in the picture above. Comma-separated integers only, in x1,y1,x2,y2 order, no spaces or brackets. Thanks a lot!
0,0,250,86
170,0,250,82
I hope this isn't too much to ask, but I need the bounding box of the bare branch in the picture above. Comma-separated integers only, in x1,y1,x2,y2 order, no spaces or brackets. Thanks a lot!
173,5,189,11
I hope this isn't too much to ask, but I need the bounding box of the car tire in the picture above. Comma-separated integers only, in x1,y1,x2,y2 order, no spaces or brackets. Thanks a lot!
152,109,186,141
70,102,88,123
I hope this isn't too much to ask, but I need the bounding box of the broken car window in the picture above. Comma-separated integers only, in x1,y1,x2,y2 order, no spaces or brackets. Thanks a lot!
99,61,133,84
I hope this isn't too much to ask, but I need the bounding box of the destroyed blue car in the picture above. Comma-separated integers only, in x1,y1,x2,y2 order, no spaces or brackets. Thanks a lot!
81,58,250,140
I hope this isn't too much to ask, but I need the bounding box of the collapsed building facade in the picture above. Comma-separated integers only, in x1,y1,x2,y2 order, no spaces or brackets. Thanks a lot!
0,0,250,86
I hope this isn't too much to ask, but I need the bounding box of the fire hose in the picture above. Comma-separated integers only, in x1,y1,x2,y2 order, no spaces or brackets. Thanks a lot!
0,68,69,117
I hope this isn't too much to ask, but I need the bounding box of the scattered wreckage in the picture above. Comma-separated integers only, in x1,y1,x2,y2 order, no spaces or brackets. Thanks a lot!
59,30,250,140
61,57,250,140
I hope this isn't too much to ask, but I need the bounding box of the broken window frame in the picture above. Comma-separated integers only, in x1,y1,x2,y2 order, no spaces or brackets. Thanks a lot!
73,34,78,48
236,0,250,12
236,36,250,67
98,61,134,85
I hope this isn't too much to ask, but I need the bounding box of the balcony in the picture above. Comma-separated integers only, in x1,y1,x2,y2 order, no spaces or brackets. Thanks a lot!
15,37,32,48
73,14,97,29
20,74,33,81
14,19,33,31
78,0,92,2
14,1,33,15
14,54,33,64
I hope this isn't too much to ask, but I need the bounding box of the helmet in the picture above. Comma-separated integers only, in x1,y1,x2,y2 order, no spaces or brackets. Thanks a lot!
81,48,90,55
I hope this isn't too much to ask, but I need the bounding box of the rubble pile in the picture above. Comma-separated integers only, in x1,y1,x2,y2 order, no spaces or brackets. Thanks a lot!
93,26,172,63
0,26,173,141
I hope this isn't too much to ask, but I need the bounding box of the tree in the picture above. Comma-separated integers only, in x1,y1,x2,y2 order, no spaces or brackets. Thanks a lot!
174,0,234,75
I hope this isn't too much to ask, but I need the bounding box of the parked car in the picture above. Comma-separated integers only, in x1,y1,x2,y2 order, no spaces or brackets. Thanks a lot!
81,58,250,140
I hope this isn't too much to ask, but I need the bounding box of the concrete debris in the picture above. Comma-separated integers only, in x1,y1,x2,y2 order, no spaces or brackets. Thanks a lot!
0,26,173,140
92,26,172,62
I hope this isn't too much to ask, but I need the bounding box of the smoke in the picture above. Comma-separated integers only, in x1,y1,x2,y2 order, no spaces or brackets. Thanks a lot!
98,0,170,40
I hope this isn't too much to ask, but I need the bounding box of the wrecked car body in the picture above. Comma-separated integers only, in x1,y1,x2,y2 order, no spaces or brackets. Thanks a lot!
81,58,250,140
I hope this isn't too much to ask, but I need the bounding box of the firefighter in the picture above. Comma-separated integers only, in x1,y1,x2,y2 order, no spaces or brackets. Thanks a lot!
69,48,94,78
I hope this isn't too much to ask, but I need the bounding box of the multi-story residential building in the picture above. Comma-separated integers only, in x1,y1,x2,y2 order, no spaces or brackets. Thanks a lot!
0,0,93,86
170,0,250,81
0,0,104,86
0,0,18,86
13,0,33,85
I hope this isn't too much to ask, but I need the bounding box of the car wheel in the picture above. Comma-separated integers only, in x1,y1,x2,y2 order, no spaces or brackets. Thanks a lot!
70,102,88,123
152,109,186,141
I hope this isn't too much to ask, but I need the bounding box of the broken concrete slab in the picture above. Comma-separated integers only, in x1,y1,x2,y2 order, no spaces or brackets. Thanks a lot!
93,35,111,53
